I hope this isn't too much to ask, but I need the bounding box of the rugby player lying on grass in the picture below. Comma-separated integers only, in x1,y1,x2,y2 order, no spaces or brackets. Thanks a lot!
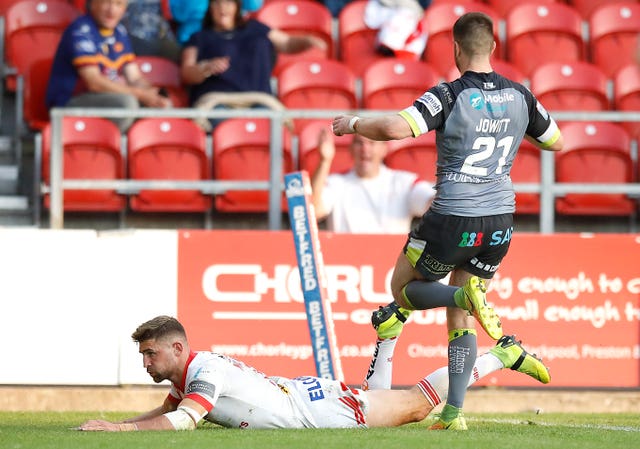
78,315,549,431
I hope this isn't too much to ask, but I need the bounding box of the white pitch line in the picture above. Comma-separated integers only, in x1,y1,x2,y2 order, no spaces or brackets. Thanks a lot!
471,417,640,433
212,311,349,320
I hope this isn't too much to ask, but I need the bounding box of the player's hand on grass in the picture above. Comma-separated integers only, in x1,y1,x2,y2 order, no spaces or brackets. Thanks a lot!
78,419,136,431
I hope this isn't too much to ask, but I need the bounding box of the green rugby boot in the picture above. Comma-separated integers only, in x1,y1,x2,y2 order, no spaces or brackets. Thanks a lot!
490,335,551,384
454,276,503,340
371,302,412,339
429,404,468,430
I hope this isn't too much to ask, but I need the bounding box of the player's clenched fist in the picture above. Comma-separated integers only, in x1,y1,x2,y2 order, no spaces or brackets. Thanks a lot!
332,115,359,136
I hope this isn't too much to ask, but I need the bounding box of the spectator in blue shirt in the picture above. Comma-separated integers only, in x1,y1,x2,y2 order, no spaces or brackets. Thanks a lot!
46,0,172,131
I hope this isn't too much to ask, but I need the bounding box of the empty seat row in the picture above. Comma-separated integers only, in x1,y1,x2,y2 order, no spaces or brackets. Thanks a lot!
39,117,290,214
39,116,640,218
484,0,618,19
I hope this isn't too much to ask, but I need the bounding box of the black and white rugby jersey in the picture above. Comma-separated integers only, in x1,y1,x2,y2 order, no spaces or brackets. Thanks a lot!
399,70,560,216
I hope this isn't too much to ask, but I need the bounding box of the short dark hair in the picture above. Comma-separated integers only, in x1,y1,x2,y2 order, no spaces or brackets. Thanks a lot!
452,12,494,57
131,316,186,343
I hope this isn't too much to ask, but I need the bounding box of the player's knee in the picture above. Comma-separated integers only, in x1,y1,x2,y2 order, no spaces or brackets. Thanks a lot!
409,407,431,423
447,308,476,329
391,283,406,306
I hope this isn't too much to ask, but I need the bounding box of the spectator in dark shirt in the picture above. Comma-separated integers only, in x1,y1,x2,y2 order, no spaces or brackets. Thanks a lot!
180,0,325,130
169,0,264,46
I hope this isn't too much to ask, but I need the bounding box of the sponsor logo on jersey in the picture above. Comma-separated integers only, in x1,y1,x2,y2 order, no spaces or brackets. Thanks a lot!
469,257,499,273
485,92,515,104
471,91,515,112
75,24,91,35
295,376,326,401
418,92,443,116
457,227,512,247
75,39,96,53
418,253,454,276
186,380,216,398
437,84,454,106
490,227,513,246
470,93,484,110
458,232,483,247
484,91,515,112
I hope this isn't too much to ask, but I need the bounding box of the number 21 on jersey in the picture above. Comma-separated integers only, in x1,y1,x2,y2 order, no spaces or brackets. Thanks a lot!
461,135,515,176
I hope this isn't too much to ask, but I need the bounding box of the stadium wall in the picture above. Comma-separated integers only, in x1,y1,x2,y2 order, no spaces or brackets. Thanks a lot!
1,229,638,388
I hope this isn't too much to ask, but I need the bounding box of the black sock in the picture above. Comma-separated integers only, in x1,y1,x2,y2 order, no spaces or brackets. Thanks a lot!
402,279,458,309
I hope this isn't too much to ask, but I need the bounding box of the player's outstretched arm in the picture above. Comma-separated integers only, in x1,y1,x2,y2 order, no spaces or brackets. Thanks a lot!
121,399,174,424
332,114,413,141
78,397,206,432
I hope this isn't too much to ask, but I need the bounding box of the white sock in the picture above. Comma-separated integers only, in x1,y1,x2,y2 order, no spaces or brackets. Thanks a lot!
416,352,504,406
362,338,398,390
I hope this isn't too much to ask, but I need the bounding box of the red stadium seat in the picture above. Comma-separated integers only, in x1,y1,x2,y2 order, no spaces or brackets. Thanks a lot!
255,0,334,75
23,57,53,131
511,139,542,214
3,0,80,91
277,60,357,133
506,2,585,77
298,120,354,175
41,117,125,211
485,0,562,17
337,0,387,77
0,0,61,15
135,56,188,108
212,118,293,212
0,0,73,15
555,122,636,216
613,63,640,139
421,1,502,76
362,58,440,110
569,0,625,19
384,132,437,183
69,0,85,12
589,2,640,78
127,118,211,212
446,58,527,83
161,0,171,20
529,61,610,114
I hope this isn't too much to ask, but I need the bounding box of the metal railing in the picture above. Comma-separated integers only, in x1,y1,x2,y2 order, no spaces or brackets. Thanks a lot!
43,108,640,233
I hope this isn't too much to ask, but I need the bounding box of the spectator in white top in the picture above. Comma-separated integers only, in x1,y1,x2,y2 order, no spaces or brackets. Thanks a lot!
311,127,434,234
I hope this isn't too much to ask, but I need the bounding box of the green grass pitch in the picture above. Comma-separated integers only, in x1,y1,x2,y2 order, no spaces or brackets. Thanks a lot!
1,411,639,449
